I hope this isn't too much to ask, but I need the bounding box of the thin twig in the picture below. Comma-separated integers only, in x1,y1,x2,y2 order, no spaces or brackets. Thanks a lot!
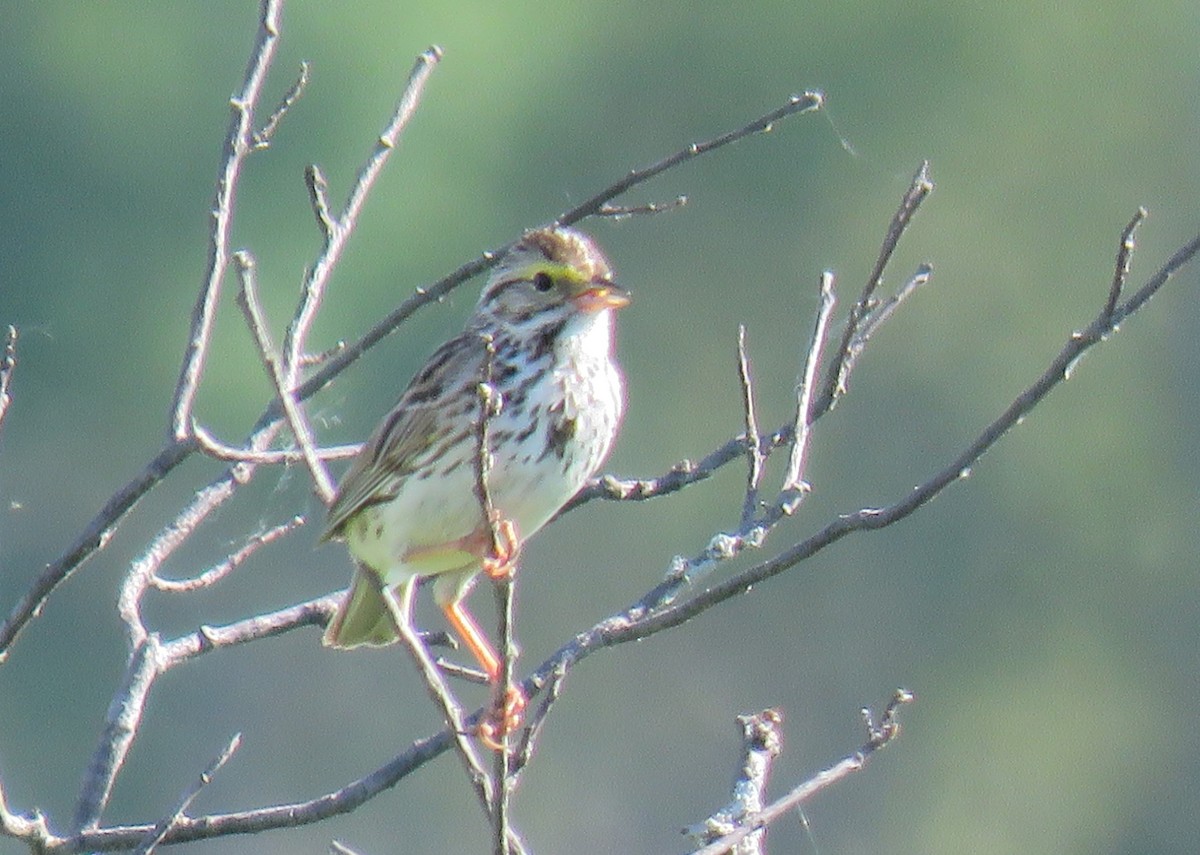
565,164,932,517
280,46,443,378
252,60,309,150
0,441,195,660
561,217,1197,653
151,517,304,593
233,251,336,503
473,334,502,558
114,437,279,647
687,692,912,855
170,0,283,440
133,733,242,855
192,421,359,464
556,92,824,227
1,91,832,663
736,325,765,526
290,93,826,414
159,594,342,665
0,325,16,434
1104,207,1147,321
818,161,933,412
299,337,346,368
781,272,836,496
510,660,567,779
596,195,689,218
305,164,336,239
376,582,528,855
852,263,932,347
1,776,50,847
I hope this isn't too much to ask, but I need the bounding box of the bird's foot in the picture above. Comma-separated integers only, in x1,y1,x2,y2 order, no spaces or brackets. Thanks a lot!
481,516,520,580
476,684,527,751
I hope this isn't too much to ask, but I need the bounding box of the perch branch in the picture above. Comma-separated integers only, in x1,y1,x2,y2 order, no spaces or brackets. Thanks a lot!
1,91,829,665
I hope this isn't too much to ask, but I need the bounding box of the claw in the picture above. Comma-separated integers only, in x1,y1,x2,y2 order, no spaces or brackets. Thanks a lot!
477,685,527,751
481,516,520,580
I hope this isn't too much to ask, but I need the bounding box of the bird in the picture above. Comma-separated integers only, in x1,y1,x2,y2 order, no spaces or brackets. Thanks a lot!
321,226,628,740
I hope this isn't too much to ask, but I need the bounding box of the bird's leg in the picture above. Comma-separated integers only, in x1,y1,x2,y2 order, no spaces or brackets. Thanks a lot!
477,515,524,749
441,597,526,750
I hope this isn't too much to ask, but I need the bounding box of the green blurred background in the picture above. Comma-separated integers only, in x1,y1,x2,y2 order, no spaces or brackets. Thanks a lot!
2,2,1199,853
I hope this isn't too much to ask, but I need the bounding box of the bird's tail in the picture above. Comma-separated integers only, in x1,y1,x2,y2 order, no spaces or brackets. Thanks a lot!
322,566,398,648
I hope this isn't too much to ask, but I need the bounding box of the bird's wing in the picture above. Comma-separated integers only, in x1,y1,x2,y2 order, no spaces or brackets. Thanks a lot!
321,332,484,540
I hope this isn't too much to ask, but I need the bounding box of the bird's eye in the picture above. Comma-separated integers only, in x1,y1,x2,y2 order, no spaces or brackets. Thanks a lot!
532,271,554,292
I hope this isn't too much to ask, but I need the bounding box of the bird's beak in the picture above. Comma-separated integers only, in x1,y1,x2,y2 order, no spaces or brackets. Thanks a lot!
574,281,631,313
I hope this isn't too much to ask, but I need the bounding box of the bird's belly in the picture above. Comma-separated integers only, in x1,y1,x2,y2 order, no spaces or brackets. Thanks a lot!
344,432,583,585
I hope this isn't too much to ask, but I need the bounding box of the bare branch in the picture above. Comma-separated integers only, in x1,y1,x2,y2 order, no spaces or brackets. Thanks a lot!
0,441,194,661
1,773,53,849
0,325,15,434
819,161,934,412
117,455,269,646
133,733,242,855
781,272,836,496
73,637,162,833
304,164,336,240
468,334,526,854
48,728,458,853
159,595,340,665
596,194,689,218
252,60,309,150
687,692,912,855
151,517,304,593
233,250,336,504
569,163,934,518
1103,206,1147,321
684,708,783,855
280,45,443,377
192,422,359,464
171,0,283,440
375,579,496,818
473,334,502,559
563,216,1200,654
556,92,824,227
735,325,765,526
510,660,567,779
851,263,932,347
290,92,827,411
